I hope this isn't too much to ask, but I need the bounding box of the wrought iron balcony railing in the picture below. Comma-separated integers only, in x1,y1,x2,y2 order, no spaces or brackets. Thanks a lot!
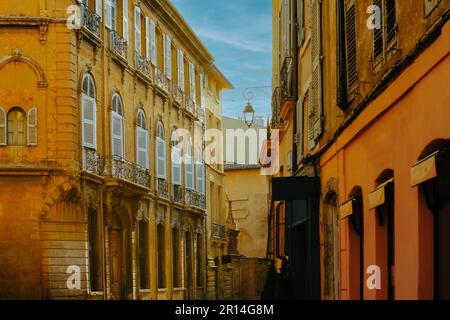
172,86,184,106
271,87,283,126
110,30,127,60
104,156,151,189
193,192,206,210
155,68,169,92
280,56,295,103
196,105,205,123
80,4,101,39
82,147,103,176
184,188,194,206
173,184,184,204
135,51,152,80
156,178,169,199
219,224,227,240
185,96,196,116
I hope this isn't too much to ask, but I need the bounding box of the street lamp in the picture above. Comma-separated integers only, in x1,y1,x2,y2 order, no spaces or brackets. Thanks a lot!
243,101,255,128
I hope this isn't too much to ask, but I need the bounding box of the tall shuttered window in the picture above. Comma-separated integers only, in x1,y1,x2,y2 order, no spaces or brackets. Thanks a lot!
82,74,96,149
136,110,148,169
111,94,124,158
185,139,194,191
156,121,167,179
345,1,357,97
27,108,38,146
134,6,141,54
171,131,182,186
7,108,25,146
195,147,205,194
373,0,397,65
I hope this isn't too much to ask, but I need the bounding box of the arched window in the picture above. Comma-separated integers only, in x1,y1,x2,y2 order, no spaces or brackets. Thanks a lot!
82,74,97,149
7,108,25,146
185,138,194,190
136,109,148,169
156,121,166,179
171,130,182,186
111,94,124,158
195,146,205,194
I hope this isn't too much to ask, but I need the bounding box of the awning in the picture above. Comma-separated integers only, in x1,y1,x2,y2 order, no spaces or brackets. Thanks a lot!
411,151,438,187
369,178,394,210
272,176,320,201
340,199,354,220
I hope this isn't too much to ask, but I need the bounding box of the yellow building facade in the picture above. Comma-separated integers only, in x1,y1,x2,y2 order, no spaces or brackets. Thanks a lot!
0,0,229,300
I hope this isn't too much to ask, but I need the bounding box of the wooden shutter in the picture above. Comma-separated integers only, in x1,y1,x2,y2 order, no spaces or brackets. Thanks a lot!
95,0,102,18
282,0,288,60
296,98,303,163
134,6,141,54
150,20,157,66
425,0,440,17
373,0,383,59
297,0,305,45
112,112,123,157
345,0,357,94
82,95,96,149
165,36,172,80
171,147,182,185
185,153,194,190
122,0,128,40
27,108,38,146
386,0,396,45
178,50,184,90
0,107,6,146
145,17,150,60
163,35,167,73
309,0,323,148
156,137,167,179
196,163,205,194
136,127,148,169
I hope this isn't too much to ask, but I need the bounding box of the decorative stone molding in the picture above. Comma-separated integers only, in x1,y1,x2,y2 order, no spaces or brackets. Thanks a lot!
156,210,165,225
0,48,48,88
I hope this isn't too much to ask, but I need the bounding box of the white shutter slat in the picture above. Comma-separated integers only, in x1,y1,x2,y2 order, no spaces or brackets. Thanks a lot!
178,50,184,91
0,107,6,146
123,0,128,40
195,163,205,194
134,6,141,54
166,37,172,80
156,137,166,179
150,20,157,66
171,147,182,185
112,112,123,157
189,63,195,100
82,96,96,149
145,17,150,60
200,73,205,108
137,127,148,169
185,154,194,190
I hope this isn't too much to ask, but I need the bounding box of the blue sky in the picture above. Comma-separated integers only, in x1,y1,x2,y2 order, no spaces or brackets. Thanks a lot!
171,0,272,119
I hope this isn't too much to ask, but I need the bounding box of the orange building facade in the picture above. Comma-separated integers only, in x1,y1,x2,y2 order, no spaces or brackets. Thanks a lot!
268,0,450,300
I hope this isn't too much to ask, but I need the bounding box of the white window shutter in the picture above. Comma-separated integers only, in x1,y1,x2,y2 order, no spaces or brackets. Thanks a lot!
196,163,205,194
0,107,6,146
134,6,141,54
136,127,148,169
185,154,194,190
178,50,184,91
95,0,103,18
145,17,150,60
105,0,112,28
171,147,182,185
200,73,205,108
189,63,195,101
156,137,167,179
82,95,96,149
150,20,157,66
166,37,172,80
122,0,128,40
112,112,124,157
311,0,323,140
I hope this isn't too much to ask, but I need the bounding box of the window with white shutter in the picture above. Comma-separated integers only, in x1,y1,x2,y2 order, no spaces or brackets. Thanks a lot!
150,20,157,66
122,0,128,40
171,131,182,185
308,0,323,150
82,74,97,149
185,140,194,190
195,148,205,194
178,50,184,91
189,63,196,101
136,110,148,169
27,108,38,146
111,94,124,158
105,0,112,28
134,6,141,54
200,73,205,108
145,17,150,60
96,0,102,18
156,121,166,179
166,36,172,80
0,107,6,146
